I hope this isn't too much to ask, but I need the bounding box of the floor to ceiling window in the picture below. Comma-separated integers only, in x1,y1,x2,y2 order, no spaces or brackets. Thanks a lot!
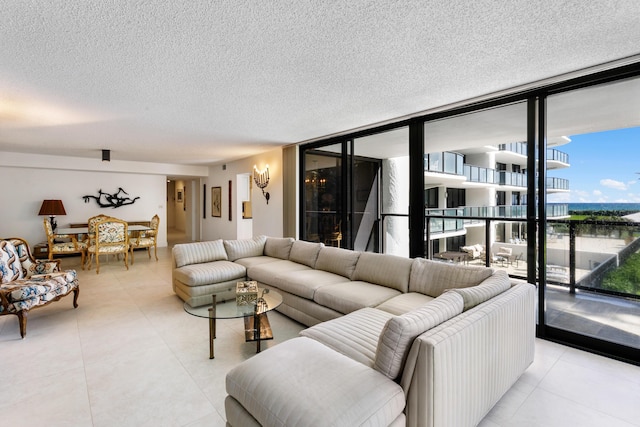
543,76,640,357
300,127,409,254
299,62,640,364
423,102,530,262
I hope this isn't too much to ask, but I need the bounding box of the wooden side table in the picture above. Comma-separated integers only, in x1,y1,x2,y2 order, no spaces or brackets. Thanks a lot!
33,242,49,259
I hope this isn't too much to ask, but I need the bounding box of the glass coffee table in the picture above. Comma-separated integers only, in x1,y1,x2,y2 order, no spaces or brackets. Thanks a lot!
183,288,283,359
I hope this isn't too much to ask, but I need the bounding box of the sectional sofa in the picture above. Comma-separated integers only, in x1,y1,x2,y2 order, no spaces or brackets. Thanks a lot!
172,236,535,427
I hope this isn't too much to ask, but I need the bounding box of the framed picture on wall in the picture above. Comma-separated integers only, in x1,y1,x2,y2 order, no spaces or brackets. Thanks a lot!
177,190,183,202
211,186,222,217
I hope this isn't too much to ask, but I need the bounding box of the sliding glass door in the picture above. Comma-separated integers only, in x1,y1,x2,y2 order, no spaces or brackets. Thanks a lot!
544,76,640,355
299,63,640,363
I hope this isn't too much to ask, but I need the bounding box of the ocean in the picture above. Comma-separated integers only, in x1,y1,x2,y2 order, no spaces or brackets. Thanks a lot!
568,203,640,213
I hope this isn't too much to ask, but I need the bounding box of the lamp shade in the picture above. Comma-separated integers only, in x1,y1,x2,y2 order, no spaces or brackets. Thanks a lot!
38,199,67,216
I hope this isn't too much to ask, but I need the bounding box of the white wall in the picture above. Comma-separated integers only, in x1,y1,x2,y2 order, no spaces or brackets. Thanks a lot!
0,167,168,247
203,148,283,240
0,151,208,248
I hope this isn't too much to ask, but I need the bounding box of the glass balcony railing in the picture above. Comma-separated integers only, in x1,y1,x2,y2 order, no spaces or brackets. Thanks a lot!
498,142,527,155
547,148,569,164
425,208,464,233
424,152,464,175
497,171,527,187
464,164,497,184
427,203,568,221
547,177,569,190
498,143,569,165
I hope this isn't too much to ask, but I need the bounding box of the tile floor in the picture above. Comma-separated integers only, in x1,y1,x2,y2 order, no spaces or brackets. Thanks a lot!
1,246,639,427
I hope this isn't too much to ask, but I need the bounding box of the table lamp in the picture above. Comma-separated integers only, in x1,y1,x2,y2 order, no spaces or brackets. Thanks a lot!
38,199,66,232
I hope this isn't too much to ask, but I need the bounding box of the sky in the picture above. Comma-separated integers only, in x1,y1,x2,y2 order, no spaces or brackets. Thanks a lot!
547,126,640,204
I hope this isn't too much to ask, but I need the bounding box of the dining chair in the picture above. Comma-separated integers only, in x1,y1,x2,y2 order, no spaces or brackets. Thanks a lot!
130,214,160,264
87,218,129,274
42,219,87,269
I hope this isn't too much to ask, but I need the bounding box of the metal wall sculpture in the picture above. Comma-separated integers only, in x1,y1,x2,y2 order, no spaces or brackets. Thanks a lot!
83,187,140,208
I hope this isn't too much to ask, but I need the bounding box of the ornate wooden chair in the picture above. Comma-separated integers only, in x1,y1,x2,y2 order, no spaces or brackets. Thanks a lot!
0,237,79,337
87,218,129,274
130,214,159,264
43,219,86,269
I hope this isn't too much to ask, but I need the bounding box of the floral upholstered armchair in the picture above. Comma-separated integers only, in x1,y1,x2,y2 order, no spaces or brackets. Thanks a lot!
0,237,79,338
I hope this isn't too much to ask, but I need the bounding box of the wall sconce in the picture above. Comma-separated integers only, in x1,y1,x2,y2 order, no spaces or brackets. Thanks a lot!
38,199,66,232
102,149,110,162
253,164,270,204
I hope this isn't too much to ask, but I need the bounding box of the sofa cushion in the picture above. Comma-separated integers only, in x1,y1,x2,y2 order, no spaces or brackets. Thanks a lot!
226,337,406,427
263,237,294,260
172,240,227,268
448,270,511,310
300,307,394,367
375,292,435,315
314,246,361,279
314,281,401,315
272,269,350,300
288,240,323,268
0,240,23,283
353,252,413,293
224,236,267,261
247,260,311,285
173,261,246,286
233,255,281,269
374,291,464,379
409,258,494,297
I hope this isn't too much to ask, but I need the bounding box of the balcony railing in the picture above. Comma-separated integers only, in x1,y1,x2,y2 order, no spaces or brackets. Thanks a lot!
547,177,569,190
428,203,568,220
498,142,527,156
547,148,569,164
424,152,464,175
497,170,527,187
464,164,497,184
498,142,570,165
425,208,464,233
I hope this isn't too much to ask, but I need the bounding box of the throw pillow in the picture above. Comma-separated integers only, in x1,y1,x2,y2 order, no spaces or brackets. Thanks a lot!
408,257,493,297
223,235,267,261
264,237,295,260
374,291,464,379
448,270,511,310
288,240,323,268
173,239,228,267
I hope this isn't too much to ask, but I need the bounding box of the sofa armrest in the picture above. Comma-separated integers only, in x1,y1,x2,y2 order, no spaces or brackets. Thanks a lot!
400,283,535,427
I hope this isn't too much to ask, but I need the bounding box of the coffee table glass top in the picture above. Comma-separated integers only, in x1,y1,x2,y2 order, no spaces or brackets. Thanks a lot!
183,288,283,319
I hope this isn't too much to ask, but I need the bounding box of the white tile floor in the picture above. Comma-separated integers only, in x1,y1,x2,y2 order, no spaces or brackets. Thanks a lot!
1,247,639,427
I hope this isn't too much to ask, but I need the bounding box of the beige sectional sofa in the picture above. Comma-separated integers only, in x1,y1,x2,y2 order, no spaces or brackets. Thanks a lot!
171,236,536,427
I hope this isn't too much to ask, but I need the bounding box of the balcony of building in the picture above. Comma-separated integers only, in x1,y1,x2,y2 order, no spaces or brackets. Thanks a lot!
496,142,570,170
547,176,570,192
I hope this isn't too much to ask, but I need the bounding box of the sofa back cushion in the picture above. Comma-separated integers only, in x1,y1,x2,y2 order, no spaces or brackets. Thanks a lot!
172,240,228,268
409,258,494,297
448,269,511,310
0,240,24,283
223,235,267,261
314,246,361,279
374,291,464,379
289,240,323,268
352,252,413,293
264,237,295,260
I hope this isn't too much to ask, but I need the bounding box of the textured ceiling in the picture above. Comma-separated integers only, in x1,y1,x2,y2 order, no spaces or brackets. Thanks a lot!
1,1,640,165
